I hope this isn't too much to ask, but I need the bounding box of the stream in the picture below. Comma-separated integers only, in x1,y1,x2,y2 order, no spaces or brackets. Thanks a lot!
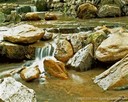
1,13,128,102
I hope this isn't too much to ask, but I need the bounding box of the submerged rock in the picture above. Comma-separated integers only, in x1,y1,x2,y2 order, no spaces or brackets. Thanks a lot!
20,66,40,81
66,44,93,71
94,54,128,90
4,24,44,44
96,32,128,62
76,3,98,19
0,77,37,102
55,39,73,62
98,4,121,17
44,59,68,79
0,41,35,60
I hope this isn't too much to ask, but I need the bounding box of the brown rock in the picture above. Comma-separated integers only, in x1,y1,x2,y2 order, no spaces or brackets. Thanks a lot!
44,12,57,20
4,24,44,44
96,32,128,62
20,66,40,81
44,59,68,79
25,12,41,21
0,41,35,60
76,3,98,19
55,39,73,62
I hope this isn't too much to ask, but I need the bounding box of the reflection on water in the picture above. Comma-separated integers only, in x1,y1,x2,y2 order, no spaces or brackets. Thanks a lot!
0,63,128,102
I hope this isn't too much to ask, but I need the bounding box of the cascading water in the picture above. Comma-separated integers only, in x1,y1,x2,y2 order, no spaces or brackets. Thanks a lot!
30,6,37,12
30,42,57,83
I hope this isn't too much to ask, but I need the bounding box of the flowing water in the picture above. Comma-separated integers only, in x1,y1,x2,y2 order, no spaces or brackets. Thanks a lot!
1,14,128,101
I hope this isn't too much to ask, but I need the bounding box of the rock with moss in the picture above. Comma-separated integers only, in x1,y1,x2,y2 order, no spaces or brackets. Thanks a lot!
86,30,107,57
98,4,121,17
0,12,5,23
0,3,18,14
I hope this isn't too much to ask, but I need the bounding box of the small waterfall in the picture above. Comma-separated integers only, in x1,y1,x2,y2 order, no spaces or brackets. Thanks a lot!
30,6,37,12
31,42,57,82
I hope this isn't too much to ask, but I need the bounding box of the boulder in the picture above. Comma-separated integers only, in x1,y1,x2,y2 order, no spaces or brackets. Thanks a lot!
66,44,93,71
20,66,40,81
0,77,37,102
76,3,98,19
94,54,128,90
4,24,44,44
96,32,128,62
86,30,107,57
98,4,121,17
25,12,41,21
55,39,73,62
44,12,58,20
66,34,87,53
44,59,68,79
0,41,35,60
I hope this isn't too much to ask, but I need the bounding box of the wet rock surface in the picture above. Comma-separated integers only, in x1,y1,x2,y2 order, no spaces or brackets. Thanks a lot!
44,59,68,79
0,41,35,60
20,66,40,81
96,32,128,62
94,54,128,90
0,77,37,102
76,3,98,19
4,24,44,44
55,39,73,62
24,12,41,21
67,44,93,71
67,34,87,53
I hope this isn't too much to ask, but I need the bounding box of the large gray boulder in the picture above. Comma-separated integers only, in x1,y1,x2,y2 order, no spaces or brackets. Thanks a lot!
94,54,128,90
66,44,93,71
4,24,44,44
0,77,37,102
96,32,128,62
98,4,121,17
